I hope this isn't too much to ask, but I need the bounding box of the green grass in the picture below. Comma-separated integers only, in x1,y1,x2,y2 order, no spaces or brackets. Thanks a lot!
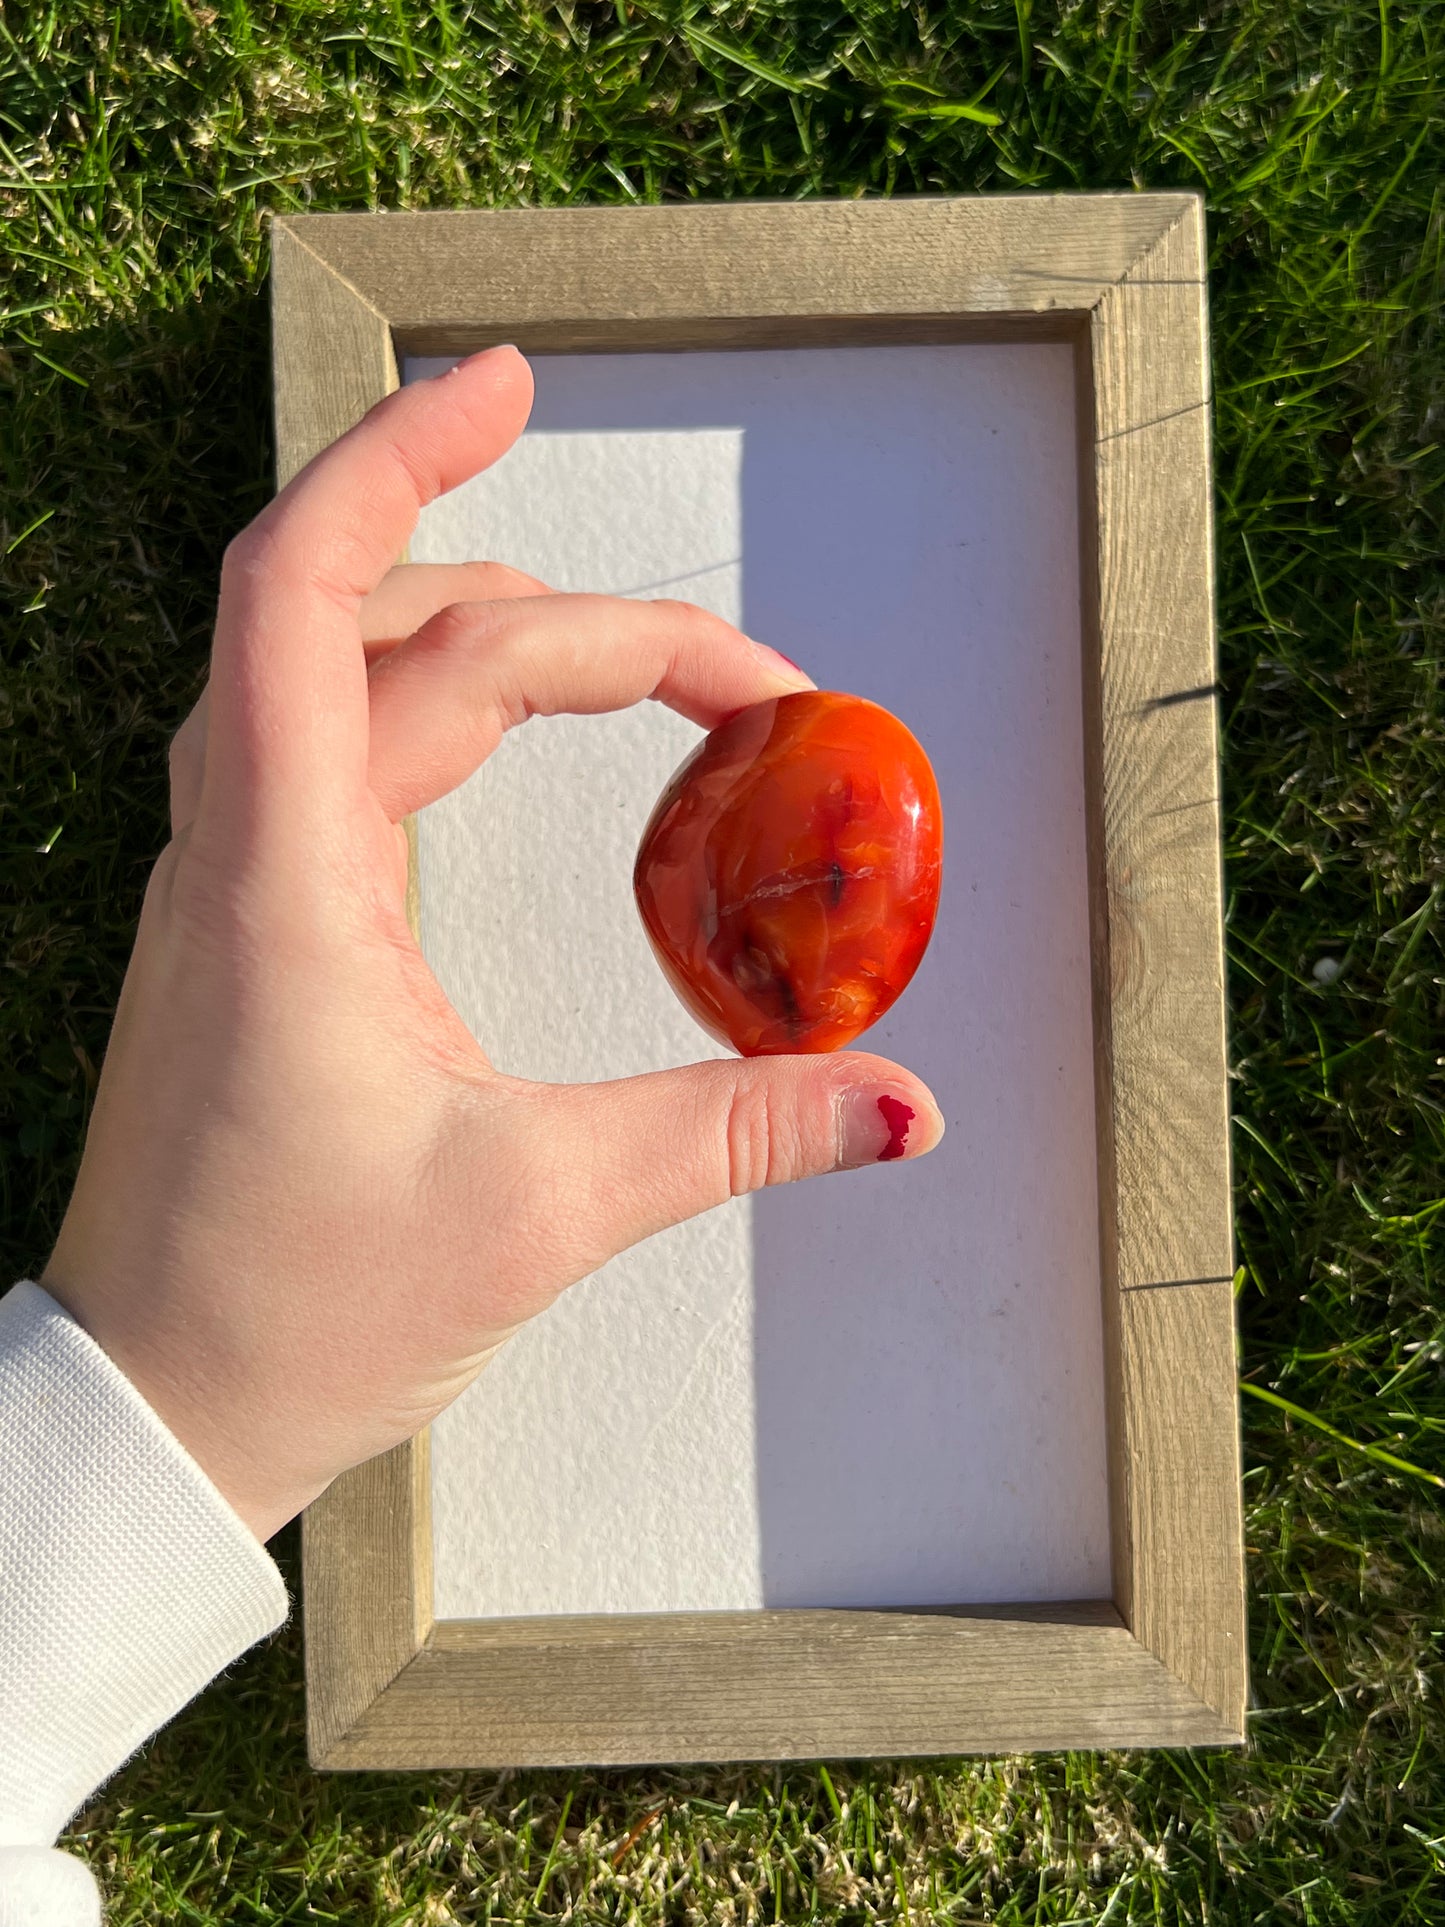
2,0,1442,1920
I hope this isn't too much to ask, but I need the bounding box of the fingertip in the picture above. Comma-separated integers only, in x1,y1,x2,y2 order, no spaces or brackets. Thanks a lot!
495,343,535,398
831,1065,944,1169
445,343,529,377
460,355,534,474
749,637,817,694
442,345,535,425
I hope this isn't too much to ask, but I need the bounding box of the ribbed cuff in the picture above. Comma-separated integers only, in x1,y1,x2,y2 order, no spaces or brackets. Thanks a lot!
0,1279,290,1850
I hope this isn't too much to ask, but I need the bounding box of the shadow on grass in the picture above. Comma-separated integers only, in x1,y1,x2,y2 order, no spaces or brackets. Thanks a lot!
2,288,272,1278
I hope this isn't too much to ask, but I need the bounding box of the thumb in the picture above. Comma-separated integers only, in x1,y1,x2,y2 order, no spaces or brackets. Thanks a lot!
542,1053,946,1262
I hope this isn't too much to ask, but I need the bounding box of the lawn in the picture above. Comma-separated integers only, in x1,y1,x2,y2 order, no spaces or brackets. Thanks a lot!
2,1,1442,1920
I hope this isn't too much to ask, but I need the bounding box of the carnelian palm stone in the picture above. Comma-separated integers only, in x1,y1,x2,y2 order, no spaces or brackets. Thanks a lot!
633,690,943,1056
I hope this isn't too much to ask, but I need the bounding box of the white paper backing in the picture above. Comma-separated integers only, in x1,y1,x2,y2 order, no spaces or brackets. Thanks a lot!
406,345,1112,1617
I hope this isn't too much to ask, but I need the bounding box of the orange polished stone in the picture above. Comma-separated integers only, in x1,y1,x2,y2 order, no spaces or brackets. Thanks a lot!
633,690,943,1056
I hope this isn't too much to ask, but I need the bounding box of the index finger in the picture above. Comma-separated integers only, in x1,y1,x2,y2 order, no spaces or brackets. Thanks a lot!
200,347,533,842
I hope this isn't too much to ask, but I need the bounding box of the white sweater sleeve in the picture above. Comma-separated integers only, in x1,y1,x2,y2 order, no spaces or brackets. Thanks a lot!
0,1280,291,1926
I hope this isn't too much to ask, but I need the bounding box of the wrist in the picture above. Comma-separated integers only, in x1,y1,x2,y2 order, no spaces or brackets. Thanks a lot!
38,1261,318,1545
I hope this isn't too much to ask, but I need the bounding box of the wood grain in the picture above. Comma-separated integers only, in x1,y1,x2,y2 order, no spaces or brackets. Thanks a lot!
269,221,397,486
315,1602,1240,1769
1118,1284,1246,1727
269,222,436,1769
375,314,1090,356
1089,201,1233,1294
272,193,1248,1766
274,196,1195,357
1082,198,1246,1728
302,1430,432,1766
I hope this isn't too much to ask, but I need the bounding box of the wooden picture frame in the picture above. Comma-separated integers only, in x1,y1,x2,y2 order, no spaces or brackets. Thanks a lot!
270,195,1247,1768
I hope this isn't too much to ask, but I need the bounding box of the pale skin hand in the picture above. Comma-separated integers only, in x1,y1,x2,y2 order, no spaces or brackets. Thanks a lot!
40,347,945,1545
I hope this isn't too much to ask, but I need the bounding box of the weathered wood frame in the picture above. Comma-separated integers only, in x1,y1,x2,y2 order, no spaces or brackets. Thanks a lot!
270,195,1246,1769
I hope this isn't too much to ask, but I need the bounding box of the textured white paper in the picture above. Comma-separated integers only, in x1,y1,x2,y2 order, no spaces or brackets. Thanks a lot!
407,345,1111,1617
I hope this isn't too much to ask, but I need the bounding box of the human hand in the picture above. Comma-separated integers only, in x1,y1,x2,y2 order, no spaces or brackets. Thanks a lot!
40,347,944,1545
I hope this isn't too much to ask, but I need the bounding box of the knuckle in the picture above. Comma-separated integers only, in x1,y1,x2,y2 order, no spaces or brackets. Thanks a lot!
140,837,183,916
426,599,503,655
219,522,292,603
385,430,437,502
167,727,195,782
164,839,263,961
167,745,200,828
724,1076,794,1197
159,812,315,976
220,523,269,580
168,699,204,761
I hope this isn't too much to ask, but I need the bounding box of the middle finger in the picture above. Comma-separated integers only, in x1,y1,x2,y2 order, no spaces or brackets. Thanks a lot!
360,560,553,663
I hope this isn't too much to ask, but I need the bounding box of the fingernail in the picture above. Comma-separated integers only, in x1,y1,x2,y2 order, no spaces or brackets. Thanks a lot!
835,1085,944,1170
444,345,521,376
750,638,815,687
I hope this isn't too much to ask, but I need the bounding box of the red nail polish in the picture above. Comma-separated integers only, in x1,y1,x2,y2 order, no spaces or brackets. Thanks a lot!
875,1094,915,1161
837,1086,928,1168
